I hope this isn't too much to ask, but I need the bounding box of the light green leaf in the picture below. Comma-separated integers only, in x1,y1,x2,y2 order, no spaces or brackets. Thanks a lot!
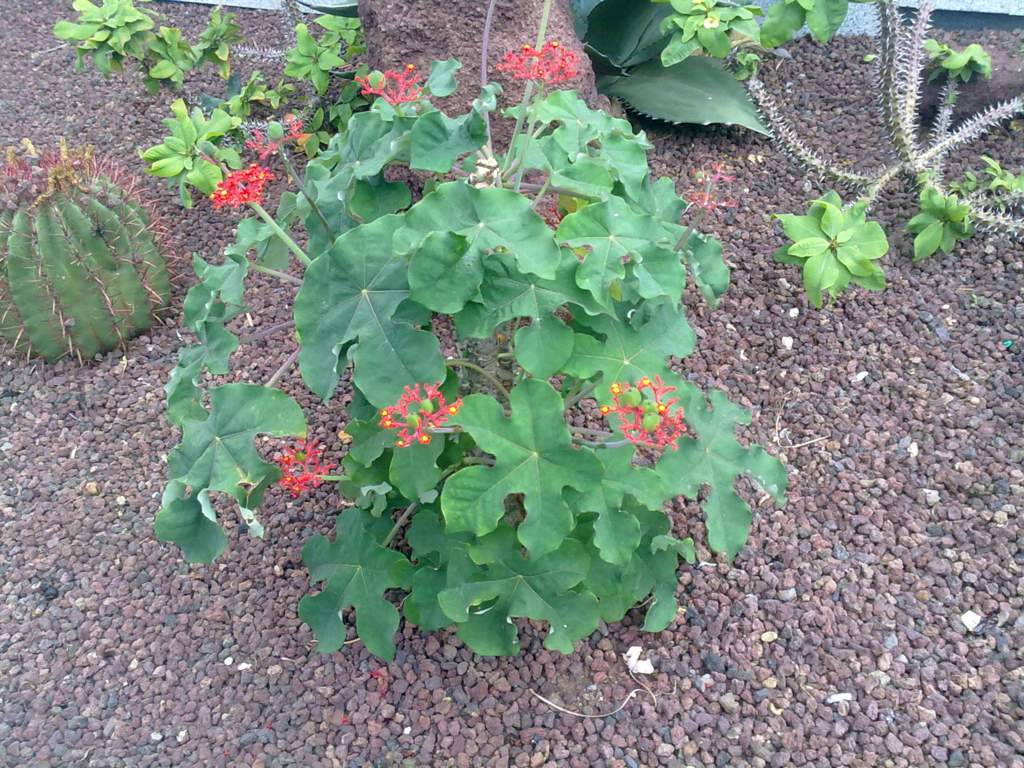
425,58,461,97
656,387,786,559
514,315,575,378
299,508,413,659
441,379,603,555
438,525,600,655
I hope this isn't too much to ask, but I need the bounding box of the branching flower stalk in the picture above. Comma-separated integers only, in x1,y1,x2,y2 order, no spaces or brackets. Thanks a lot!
748,0,1024,235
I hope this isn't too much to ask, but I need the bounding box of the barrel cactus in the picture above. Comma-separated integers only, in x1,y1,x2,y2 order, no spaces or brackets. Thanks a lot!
1,142,170,362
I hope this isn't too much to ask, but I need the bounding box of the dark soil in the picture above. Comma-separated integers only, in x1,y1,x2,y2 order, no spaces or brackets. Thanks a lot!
2,2,1023,767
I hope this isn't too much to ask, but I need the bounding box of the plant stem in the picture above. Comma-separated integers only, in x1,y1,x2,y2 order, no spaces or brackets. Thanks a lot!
265,347,300,388
576,437,632,449
569,426,614,438
239,319,296,343
250,262,303,285
383,502,417,547
250,202,312,267
480,0,500,147
516,181,600,202
445,358,511,401
566,381,597,409
280,147,331,234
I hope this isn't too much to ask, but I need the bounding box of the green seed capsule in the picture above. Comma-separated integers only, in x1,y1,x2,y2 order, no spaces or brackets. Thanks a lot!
406,415,421,429
642,413,660,432
620,389,642,407
419,399,435,414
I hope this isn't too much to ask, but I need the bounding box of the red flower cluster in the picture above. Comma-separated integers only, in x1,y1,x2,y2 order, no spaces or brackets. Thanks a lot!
244,114,308,160
355,64,424,105
497,41,579,86
379,382,461,448
685,163,738,213
276,440,334,497
599,376,686,450
209,164,274,209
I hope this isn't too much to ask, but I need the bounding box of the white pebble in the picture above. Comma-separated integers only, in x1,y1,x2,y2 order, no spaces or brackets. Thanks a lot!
781,336,794,350
851,371,869,383
150,732,163,742
788,308,799,318
826,692,854,704
224,657,233,666
960,610,982,632
176,729,188,743
236,662,252,671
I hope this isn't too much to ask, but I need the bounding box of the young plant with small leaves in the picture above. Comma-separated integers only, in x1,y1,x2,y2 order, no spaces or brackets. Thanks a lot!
156,44,785,661
922,39,992,83
140,99,242,206
284,16,363,96
905,185,973,260
772,191,888,307
655,0,762,67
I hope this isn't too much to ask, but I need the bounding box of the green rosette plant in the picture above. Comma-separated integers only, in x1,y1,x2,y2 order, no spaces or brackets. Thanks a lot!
906,185,973,261
772,191,888,308
156,20,786,659
922,39,992,83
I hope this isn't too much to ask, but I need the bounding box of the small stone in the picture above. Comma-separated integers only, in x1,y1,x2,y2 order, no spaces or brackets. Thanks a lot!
788,308,799,318
851,371,869,383
719,693,740,714
948,749,966,767
921,488,940,506
780,336,793,350
150,732,163,743
655,743,674,757
115,495,127,506
224,657,233,666
760,631,778,643
960,610,982,632
826,692,853,704
267,665,283,676
908,441,918,458
762,676,778,689
236,662,252,671
84,481,100,495
176,729,188,743
778,588,797,602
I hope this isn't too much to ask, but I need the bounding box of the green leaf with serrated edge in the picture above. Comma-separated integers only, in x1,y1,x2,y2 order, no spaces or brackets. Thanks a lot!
438,525,600,655
425,58,461,97
685,233,730,307
564,302,695,404
299,508,413,659
398,181,560,282
165,329,238,427
181,252,247,333
596,57,768,134
293,214,444,406
407,231,476,313
154,482,226,563
453,249,605,339
651,534,696,563
655,386,786,559
441,379,602,556
556,196,670,306
389,439,444,501
577,445,667,565
514,315,575,378
166,383,307,510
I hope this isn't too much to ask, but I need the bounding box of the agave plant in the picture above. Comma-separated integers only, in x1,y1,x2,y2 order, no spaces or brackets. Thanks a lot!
749,0,1024,237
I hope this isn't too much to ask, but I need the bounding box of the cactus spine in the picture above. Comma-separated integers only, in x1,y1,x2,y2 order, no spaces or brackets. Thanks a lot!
1,142,170,362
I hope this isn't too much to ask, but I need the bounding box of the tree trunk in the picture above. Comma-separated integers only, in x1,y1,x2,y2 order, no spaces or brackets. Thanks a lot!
357,0,601,148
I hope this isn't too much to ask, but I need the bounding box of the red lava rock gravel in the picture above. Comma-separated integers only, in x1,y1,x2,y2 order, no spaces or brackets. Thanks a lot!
1,2,1023,767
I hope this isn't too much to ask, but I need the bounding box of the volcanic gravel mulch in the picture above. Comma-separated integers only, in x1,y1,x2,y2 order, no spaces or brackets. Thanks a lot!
2,2,1023,766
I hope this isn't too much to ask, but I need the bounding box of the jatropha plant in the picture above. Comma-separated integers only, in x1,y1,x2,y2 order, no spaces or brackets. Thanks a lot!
750,0,1024,307
155,5,786,660
0,141,170,361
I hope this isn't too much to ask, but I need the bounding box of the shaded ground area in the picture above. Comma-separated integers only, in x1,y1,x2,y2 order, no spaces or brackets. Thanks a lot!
1,2,1022,766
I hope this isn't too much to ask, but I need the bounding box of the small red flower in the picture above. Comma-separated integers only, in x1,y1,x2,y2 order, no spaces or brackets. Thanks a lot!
275,440,334,497
209,164,274,209
601,376,686,450
244,130,279,161
355,64,424,105
379,382,461,448
496,41,579,86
